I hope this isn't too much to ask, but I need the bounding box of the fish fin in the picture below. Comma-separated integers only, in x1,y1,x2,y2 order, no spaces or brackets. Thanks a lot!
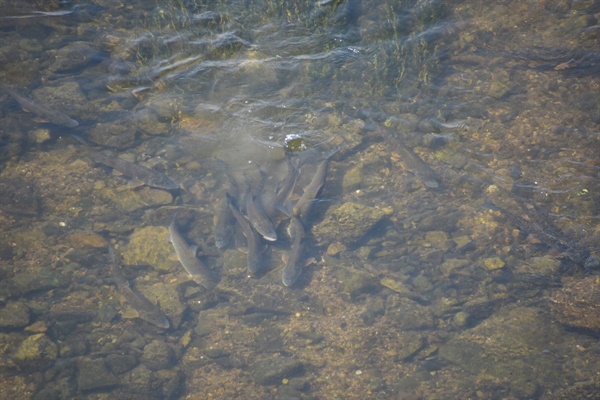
321,145,341,160
225,192,237,207
126,178,145,189
122,307,140,319
304,257,316,266
190,245,199,256
276,200,293,217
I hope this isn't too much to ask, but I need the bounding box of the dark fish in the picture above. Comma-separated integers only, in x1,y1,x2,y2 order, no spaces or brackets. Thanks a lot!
264,156,299,219
226,192,264,276
108,244,170,329
214,195,236,249
90,151,179,191
282,217,306,287
246,193,277,241
486,198,592,267
293,155,331,224
3,86,79,128
392,142,439,189
169,213,218,290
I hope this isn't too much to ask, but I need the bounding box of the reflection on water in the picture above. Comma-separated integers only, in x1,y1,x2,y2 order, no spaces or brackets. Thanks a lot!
1,0,599,398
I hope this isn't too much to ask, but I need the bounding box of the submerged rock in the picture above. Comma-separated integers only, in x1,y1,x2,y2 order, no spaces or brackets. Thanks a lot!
312,202,392,246
549,276,600,333
123,226,172,270
77,358,119,392
12,333,58,371
250,357,304,386
46,42,100,74
385,295,434,330
0,177,40,216
331,264,380,299
140,340,175,371
137,280,186,329
88,119,136,149
11,268,70,296
438,306,566,398
0,302,30,329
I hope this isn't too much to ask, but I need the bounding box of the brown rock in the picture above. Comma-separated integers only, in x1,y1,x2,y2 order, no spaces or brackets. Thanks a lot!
549,276,600,333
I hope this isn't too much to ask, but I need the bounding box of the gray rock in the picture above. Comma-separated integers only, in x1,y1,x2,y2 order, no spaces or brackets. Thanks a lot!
88,119,136,149
49,293,98,323
250,357,304,386
392,332,425,361
385,295,434,330
438,306,566,398
361,296,385,326
105,353,138,375
46,42,99,73
331,265,380,299
11,268,70,295
157,368,185,400
77,358,119,392
0,302,30,328
312,202,392,247
140,340,174,371
194,308,228,337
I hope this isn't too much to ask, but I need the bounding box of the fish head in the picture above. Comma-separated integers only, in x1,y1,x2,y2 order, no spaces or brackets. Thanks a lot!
148,175,180,190
282,263,303,287
140,310,170,329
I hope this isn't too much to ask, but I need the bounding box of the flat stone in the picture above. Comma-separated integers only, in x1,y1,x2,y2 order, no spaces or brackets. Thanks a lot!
549,276,600,333
194,308,228,337
11,269,70,296
438,306,566,398
77,358,119,392
99,186,173,212
385,295,434,330
331,265,380,299
123,226,172,271
250,357,304,386
312,202,392,247
0,302,30,329
12,333,58,371
482,256,505,271
105,353,138,375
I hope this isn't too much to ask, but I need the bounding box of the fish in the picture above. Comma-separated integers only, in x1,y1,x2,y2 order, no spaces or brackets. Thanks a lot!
169,213,218,290
226,192,265,276
264,156,299,219
282,217,306,287
246,192,277,241
485,198,592,267
3,86,79,128
293,148,336,224
240,171,277,242
90,151,180,191
214,195,236,249
108,244,170,329
391,142,440,189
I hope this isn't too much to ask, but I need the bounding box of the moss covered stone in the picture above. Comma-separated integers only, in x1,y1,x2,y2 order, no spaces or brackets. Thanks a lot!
12,333,58,371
